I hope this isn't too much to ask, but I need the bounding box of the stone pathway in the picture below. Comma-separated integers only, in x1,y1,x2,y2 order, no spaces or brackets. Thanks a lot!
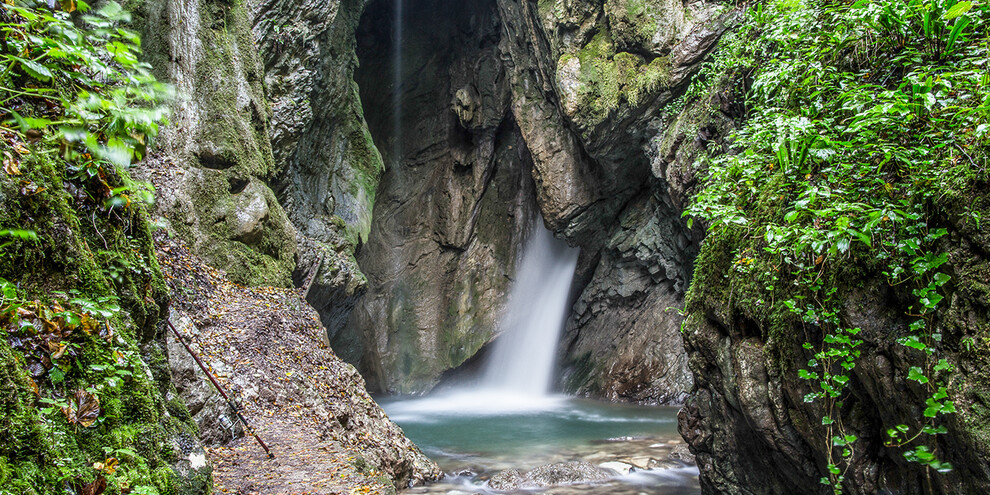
208,415,390,494
157,234,440,494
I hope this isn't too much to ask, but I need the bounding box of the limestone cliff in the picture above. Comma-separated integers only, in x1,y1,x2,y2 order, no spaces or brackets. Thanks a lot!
342,0,535,394
335,0,734,398
132,0,299,287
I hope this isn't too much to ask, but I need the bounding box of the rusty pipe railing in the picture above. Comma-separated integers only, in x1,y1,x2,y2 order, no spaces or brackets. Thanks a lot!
167,318,275,459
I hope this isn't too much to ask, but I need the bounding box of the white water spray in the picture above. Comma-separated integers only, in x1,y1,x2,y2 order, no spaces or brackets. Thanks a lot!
481,222,579,396
385,219,579,418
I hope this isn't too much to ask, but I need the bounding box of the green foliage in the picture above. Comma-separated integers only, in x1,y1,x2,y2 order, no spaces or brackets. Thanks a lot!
1,0,172,169
686,0,989,491
0,3,200,494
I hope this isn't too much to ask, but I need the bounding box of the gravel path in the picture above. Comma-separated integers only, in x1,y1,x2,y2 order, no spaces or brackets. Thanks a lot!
157,235,440,494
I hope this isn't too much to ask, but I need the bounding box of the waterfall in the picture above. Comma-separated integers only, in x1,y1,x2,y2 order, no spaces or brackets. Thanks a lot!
392,0,403,163
383,219,578,417
481,222,579,396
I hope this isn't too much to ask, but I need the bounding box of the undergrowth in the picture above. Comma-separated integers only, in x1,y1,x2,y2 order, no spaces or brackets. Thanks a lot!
685,0,989,492
0,1,202,494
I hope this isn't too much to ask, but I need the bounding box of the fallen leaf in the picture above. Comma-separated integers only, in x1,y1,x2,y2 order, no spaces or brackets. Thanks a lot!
48,341,68,360
3,152,20,175
64,389,101,427
93,457,118,474
78,474,106,495
79,313,98,334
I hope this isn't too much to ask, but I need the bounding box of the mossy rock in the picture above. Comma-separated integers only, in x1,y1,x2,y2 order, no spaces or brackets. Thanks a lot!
0,147,211,494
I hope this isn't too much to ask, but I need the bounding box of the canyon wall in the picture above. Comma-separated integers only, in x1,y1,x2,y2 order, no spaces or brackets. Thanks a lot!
134,0,990,493
340,0,733,397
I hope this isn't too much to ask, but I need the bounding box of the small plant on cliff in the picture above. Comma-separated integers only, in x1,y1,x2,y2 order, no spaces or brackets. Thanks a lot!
1,0,171,175
686,0,988,491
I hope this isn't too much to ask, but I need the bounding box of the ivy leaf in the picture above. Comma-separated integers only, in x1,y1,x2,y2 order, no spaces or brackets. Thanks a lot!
933,359,953,374
898,335,928,351
907,366,929,384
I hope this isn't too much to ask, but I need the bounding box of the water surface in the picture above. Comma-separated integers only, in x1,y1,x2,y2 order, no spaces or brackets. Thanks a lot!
381,394,701,494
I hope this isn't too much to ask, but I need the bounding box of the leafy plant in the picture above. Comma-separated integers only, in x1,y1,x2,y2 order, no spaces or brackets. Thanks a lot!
685,0,988,491
1,1,172,167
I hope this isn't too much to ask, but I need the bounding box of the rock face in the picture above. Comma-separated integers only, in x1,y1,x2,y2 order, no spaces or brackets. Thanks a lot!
135,0,377,336
678,188,990,494
341,0,535,393
167,311,244,446
247,0,381,336
339,0,736,398
133,0,298,287
133,0,734,402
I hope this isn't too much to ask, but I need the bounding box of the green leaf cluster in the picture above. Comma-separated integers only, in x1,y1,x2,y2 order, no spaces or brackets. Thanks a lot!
1,0,173,169
685,0,988,490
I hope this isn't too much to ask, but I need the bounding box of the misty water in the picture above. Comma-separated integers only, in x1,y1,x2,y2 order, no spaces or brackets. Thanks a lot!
381,223,700,494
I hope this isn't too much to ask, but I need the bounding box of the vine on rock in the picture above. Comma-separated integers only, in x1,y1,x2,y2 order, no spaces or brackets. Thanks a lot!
686,0,988,491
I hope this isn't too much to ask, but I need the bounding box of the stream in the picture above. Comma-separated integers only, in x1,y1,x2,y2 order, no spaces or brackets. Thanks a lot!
381,393,700,494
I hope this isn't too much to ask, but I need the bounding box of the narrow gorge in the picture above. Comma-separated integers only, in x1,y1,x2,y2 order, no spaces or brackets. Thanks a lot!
1,0,988,493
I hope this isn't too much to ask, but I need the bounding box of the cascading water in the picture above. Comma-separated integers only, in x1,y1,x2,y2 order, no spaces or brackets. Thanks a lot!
391,0,403,162
379,219,696,493
385,219,579,414
481,222,579,396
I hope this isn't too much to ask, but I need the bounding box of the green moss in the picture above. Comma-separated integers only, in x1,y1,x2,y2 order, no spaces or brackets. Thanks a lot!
0,148,209,493
562,28,673,126
625,0,647,17
537,0,563,20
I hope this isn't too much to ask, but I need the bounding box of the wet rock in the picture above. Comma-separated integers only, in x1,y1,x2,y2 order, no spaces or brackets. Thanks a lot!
488,468,526,491
668,443,694,464
489,461,612,490
166,311,244,446
598,461,633,476
528,461,612,486
342,0,531,394
230,181,271,246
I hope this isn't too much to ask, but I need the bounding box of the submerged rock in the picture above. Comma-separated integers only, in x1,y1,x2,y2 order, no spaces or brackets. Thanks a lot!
489,461,612,491
598,461,633,476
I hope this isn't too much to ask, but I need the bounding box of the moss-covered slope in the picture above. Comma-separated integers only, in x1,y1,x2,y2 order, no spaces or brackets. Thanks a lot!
0,141,210,494
678,0,990,493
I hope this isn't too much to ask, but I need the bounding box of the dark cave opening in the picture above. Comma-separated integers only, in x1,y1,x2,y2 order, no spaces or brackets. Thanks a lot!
354,0,505,170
